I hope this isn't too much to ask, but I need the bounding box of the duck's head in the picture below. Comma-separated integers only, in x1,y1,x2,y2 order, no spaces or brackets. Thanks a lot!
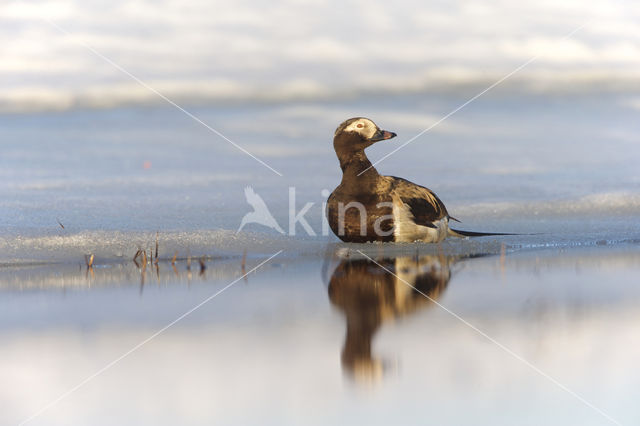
333,117,396,153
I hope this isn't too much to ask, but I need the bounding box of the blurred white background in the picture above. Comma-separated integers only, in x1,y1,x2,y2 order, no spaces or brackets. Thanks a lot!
1,0,639,112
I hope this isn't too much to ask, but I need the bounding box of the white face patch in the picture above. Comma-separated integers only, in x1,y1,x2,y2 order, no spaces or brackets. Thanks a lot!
342,118,377,139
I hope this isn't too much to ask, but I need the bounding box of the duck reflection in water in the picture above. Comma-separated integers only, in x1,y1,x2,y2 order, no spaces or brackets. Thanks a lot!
327,253,458,382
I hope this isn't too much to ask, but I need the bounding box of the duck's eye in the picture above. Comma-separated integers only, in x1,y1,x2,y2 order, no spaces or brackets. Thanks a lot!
356,123,364,129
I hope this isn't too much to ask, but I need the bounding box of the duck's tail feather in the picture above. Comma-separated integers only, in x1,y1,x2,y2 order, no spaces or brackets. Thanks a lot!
448,228,520,238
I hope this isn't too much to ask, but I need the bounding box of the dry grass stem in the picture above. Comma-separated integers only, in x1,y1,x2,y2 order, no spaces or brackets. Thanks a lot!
241,249,247,282
199,256,206,276
133,249,142,267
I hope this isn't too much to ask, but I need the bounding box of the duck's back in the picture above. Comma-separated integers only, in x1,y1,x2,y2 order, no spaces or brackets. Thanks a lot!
386,176,449,223
385,176,451,243
327,176,451,243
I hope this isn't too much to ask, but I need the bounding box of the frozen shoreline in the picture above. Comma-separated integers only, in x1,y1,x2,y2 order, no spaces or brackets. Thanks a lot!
1,224,639,267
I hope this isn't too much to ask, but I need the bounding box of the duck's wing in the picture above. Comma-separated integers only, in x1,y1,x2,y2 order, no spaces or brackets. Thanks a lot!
388,176,450,227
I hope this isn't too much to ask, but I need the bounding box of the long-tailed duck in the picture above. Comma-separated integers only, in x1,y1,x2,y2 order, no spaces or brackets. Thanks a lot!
327,117,505,243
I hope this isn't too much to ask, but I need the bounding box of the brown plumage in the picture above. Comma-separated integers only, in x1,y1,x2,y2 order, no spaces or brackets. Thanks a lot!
327,117,456,243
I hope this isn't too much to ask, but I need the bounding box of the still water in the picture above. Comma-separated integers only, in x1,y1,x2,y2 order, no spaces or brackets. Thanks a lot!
2,244,639,425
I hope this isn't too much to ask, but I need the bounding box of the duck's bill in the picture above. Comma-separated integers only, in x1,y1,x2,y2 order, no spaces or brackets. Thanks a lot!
370,129,397,142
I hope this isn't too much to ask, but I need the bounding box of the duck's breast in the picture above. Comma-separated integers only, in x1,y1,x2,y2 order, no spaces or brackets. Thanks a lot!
327,190,394,242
